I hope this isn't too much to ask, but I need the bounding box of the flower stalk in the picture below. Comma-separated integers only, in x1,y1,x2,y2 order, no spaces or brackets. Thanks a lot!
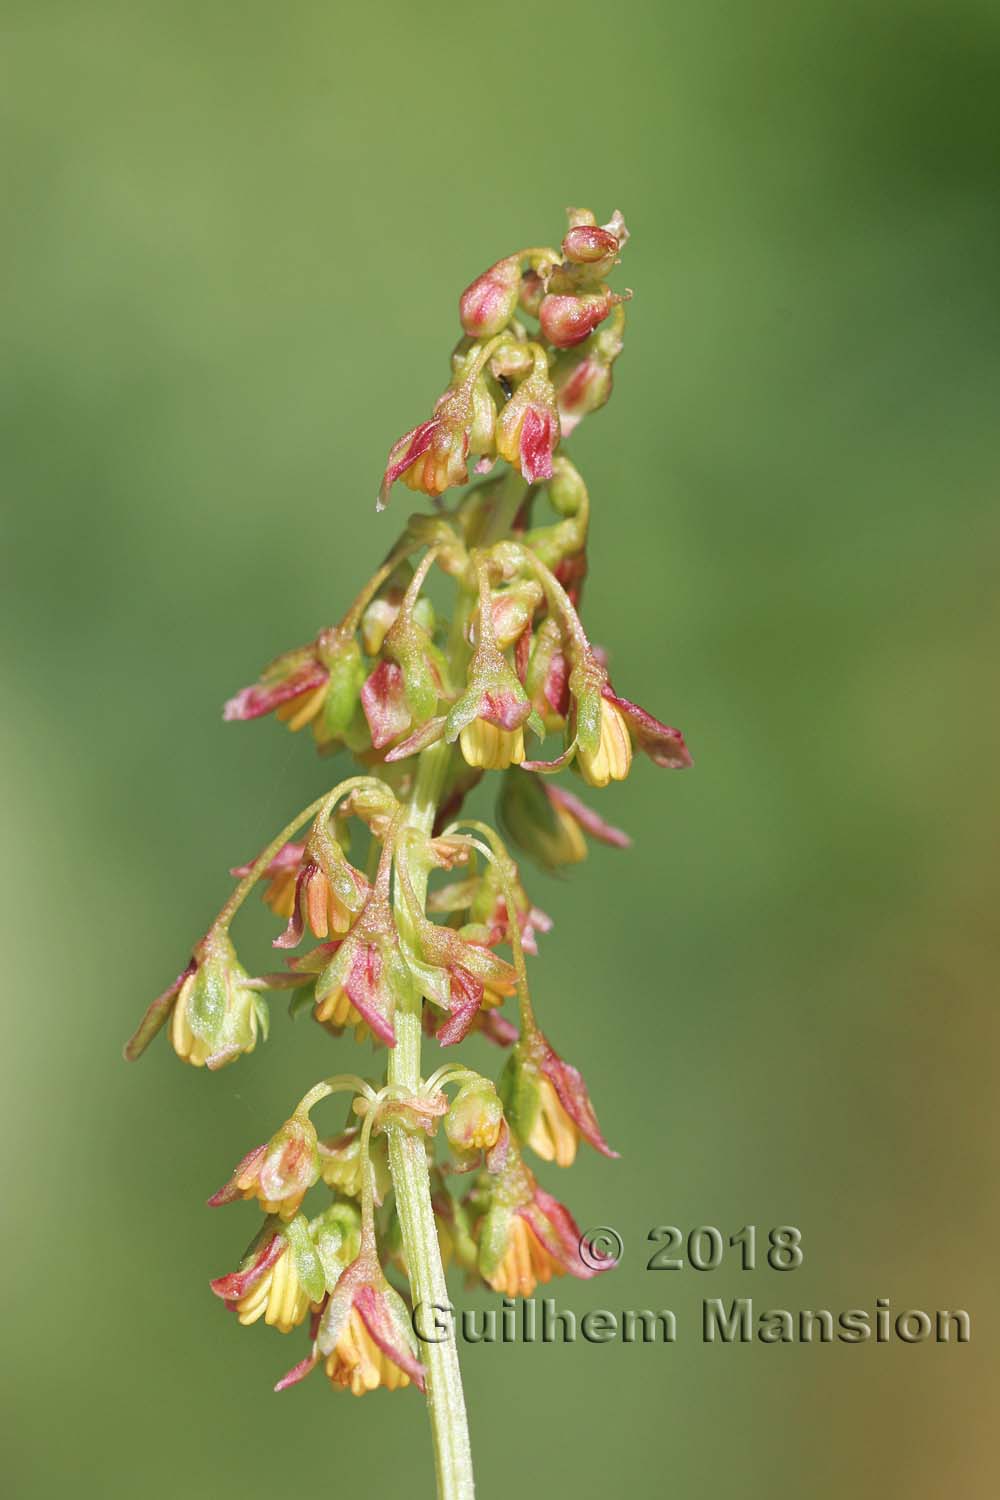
125,207,692,1499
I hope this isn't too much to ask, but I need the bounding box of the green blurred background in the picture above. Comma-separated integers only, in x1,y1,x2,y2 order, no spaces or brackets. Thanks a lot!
3,1,998,1495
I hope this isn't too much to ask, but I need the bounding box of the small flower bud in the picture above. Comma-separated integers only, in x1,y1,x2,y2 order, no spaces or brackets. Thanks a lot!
459,255,522,337
552,316,624,436
539,290,622,349
445,1079,504,1155
317,1128,392,1202
361,587,435,658
561,224,620,270
489,339,534,384
481,579,544,651
555,353,612,435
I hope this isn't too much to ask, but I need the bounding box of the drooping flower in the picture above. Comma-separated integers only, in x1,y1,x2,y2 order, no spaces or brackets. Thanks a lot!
124,928,269,1070
577,691,634,787
378,339,502,509
211,1229,311,1334
211,1206,360,1336
473,1144,608,1296
276,1251,425,1397
208,1114,320,1220
500,1030,618,1167
223,627,367,751
265,820,370,952
274,854,370,949
523,639,692,786
498,769,630,870
378,417,464,510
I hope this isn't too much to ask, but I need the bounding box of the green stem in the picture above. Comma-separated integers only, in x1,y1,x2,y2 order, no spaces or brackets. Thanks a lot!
387,741,475,1500
478,469,528,548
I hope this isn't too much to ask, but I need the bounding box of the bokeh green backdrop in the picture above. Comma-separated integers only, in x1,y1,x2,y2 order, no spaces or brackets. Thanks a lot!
3,1,998,1496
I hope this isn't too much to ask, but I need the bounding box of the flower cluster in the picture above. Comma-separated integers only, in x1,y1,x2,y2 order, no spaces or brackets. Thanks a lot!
125,210,691,1465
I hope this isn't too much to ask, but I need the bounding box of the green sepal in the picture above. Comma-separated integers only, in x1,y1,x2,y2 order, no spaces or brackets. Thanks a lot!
448,1196,481,1274
478,1202,514,1279
497,766,573,870
288,982,316,1020
402,947,452,1010
185,940,233,1047
321,638,366,739
310,819,368,914
570,659,604,757
252,992,270,1043
442,680,486,742
525,707,546,741
498,1048,541,1144
310,1203,363,1289
317,1284,353,1357
283,1212,326,1303
388,621,443,723
381,1282,421,1360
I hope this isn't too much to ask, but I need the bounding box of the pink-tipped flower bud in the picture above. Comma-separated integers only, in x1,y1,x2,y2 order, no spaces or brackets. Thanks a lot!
554,348,613,435
459,255,522,338
561,224,620,266
552,313,624,435
539,290,624,349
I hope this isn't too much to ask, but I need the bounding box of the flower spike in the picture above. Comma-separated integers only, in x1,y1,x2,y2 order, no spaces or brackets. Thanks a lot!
126,208,694,1497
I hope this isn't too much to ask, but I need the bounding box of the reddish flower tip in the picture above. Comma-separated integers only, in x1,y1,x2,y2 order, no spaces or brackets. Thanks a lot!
519,406,556,483
223,664,327,723
209,1234,284,1302
378,419,439,510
